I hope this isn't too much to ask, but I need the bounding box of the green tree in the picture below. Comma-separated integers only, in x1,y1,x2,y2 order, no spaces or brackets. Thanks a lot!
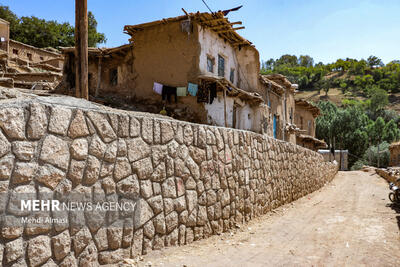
368,86,389,114
0,5,19,38
298,55,314,67
0,5,106,48
367,55,384,68
383,119,400,143
275,54,298,67
316,101,338,147
88,11,106,47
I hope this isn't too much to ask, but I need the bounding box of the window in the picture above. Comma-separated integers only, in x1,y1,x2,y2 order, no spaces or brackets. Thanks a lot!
308,120,312,135
12,49,18,55
40,56,44,61
230,68,235,83
27,53,32,61
218,55,225,77
207,56,214,73
300,116,303,129
109,68,118,86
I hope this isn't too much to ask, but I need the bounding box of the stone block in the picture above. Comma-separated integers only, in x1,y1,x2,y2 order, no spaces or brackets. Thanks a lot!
48,106,72,136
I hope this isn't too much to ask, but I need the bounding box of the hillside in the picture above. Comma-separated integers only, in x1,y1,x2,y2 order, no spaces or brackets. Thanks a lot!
262,55,400,168
262,55,400,111
295,86,400,113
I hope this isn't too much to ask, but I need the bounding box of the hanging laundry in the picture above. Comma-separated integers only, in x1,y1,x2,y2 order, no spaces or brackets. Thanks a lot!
162,85,177,103
209,83,217,104
153,82,163,95
197,82,209,103
176,87,187,97
188,83,198,96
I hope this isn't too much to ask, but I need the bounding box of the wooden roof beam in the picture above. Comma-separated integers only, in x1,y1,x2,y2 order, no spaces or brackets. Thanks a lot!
201,18,228,25
209,21,242,30
216,26,245,33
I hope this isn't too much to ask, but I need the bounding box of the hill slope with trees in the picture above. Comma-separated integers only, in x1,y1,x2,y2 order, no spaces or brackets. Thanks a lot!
261,55,400,168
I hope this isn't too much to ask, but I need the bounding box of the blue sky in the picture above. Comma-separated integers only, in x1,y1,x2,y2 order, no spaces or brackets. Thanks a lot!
1,0,399,64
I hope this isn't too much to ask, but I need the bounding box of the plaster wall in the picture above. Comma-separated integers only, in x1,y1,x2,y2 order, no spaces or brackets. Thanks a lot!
198,27,239,86
204,91,234,127
295,105,316,137
198,26,260,92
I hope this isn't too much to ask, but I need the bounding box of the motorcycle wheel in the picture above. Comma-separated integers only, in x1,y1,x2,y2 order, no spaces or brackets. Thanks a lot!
389,192,396,202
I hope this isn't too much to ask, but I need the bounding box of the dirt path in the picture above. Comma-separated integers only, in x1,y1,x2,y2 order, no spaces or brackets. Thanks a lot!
138,171,400,266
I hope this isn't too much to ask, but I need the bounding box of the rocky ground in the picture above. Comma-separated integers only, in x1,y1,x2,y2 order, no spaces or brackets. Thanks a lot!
137,170,400,267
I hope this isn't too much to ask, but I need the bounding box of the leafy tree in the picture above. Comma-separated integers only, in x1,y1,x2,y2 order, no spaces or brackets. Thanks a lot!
383,119,400,143
88,11,106,47
316,101,338,147
0,5,19,37
275,54,298,67
264,58,275,70
363,142,390,167
298,55,314,67
0,5,106,48
368,86,388,114
367,55,384,68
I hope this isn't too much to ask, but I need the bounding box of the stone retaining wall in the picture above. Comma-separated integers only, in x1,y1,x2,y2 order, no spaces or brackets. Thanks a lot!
0,98,338,266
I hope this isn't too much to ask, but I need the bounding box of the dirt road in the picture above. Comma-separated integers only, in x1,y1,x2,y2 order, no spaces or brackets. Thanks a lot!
139,171,400,266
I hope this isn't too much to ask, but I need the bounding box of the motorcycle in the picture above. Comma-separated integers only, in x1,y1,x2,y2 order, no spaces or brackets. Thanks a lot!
389,180,400,203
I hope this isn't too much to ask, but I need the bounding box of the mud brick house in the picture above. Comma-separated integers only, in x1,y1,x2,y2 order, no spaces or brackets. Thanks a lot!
0,18,63,67
60,10,269,133
59,9,327,148
294,99,327,151
259,74,297,144
0,18,63,90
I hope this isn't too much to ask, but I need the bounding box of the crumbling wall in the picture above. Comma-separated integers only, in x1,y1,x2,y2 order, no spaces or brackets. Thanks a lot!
9,40,60,64
0,98,337,266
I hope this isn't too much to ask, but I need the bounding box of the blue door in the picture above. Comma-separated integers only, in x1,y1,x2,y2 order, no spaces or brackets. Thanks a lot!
273,115,277,138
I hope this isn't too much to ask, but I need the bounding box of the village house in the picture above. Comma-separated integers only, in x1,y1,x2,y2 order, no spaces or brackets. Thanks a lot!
59,10,268,133
294,99,327,151
0,18,63,68
259,74,297,144
0,18,63,89
58,9,327,150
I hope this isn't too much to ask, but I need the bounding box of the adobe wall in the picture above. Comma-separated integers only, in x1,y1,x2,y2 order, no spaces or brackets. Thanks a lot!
295,104,316,136
0,97,337,266
132,21,201,100
0,20,9,53
9,40,60,64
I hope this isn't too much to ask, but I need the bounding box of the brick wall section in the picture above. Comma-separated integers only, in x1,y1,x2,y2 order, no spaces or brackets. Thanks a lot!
0,99,338,266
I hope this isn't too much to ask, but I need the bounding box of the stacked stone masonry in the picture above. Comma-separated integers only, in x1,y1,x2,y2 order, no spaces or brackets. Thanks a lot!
0,99,338,266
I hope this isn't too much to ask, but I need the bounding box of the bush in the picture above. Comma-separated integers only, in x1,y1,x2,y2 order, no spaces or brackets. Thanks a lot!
363,141,390,168
351,159,366,170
